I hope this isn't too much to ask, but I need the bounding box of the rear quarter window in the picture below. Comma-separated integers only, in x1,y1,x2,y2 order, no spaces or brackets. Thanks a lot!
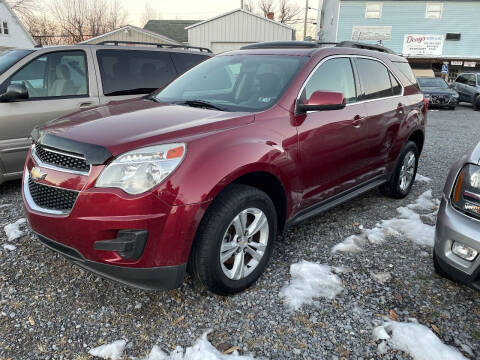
393,61,419,89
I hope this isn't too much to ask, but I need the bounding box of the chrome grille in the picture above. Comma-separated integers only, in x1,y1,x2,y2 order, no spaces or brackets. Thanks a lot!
28,177,78,211
34,144,90,173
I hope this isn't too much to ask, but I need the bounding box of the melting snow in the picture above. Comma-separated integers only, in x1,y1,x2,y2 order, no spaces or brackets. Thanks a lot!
332,190,438,253
88,340,126,360
373,320,467,360
280,260,344,311
416,174,433,183
3,244,16,251
141,332,256,359
4,218,27,242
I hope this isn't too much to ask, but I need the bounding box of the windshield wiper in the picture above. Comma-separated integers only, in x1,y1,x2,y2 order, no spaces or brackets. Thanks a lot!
104,88,157,96
178,99,225,111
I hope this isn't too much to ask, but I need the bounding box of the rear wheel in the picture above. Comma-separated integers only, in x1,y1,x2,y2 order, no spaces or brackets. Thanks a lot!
448,105,456,110
380,141,419,199
189,184,277,295
473,94,479,111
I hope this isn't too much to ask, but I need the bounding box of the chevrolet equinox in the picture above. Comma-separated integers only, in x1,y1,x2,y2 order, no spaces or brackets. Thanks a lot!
22,41,427,295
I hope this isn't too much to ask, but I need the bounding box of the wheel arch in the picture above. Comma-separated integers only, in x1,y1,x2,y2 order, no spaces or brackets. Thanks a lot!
408,129,424,155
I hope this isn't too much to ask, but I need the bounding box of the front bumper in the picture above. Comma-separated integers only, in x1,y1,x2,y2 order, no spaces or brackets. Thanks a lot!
434,196,480,290
22,151,209,290
427,95,458,107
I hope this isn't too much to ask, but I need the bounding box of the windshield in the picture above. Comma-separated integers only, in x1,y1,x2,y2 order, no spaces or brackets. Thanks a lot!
0,49,34,76
417,77,448,88
155,55,308,112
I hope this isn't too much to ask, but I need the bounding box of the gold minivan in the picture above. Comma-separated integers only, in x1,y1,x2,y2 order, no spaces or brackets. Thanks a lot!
0,42,212,184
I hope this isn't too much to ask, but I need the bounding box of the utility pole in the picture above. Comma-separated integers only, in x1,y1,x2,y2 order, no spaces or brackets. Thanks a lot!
303,0,309,40
241,0,244,9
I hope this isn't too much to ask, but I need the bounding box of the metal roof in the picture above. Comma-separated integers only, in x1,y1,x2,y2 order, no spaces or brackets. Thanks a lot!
144,20,200,43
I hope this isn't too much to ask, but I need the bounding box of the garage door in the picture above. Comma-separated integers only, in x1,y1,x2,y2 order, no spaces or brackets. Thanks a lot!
211,42,254,54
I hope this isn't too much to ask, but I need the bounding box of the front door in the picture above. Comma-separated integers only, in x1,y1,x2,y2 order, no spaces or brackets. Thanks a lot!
0,50,99,175
296,57,369,209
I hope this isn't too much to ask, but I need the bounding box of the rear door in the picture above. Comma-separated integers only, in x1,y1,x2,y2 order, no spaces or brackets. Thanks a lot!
465,74,477,102
454,74,467,101
296,57,369,209
0,49,99,175
353,57,404,176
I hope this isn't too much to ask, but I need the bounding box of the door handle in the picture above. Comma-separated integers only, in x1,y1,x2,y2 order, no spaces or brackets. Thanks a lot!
352,115,364,128
79,102,94,108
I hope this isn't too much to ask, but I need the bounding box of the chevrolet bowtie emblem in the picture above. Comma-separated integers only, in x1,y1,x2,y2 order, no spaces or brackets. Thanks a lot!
30,166,47,181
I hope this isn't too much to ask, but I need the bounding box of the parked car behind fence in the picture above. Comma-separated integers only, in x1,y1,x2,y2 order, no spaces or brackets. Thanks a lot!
0,41,212,184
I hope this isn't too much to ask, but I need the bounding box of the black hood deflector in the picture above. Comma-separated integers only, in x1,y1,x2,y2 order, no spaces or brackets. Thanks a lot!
31,128,112,165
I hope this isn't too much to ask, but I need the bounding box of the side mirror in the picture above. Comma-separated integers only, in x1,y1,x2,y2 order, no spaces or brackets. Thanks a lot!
296,91,346,113
0,84,29,102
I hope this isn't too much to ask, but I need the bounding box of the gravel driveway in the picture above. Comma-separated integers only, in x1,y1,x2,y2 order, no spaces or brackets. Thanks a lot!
1,105,479,359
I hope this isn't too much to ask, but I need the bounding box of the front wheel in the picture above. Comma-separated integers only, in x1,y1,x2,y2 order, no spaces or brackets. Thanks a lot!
189,184,277,295
473,95,480,111
380,141,419,199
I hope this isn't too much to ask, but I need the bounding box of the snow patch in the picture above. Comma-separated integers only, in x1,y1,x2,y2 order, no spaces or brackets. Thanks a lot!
88,340,126,360
3,244,16,251
415,174,432,183
4,218,27,242
143,332,256,359
280,260,344,311
373,320,467,360
331,190,437,253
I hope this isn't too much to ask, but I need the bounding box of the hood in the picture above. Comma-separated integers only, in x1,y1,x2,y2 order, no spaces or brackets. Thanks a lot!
421,87,457,95
468,142,480,165
39,98,254,157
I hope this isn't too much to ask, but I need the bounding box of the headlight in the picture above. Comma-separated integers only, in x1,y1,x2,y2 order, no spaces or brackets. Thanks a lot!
451,164,480,219
96,143,186,195
452,92,459,98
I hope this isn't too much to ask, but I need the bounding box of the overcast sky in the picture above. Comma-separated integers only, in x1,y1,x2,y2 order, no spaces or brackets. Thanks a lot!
121,0,251,25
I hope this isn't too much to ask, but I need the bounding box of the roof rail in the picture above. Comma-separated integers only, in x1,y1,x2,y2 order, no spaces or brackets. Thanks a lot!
240,41,318,49
240,40,396,54
94,40,212,53
335,41,396,54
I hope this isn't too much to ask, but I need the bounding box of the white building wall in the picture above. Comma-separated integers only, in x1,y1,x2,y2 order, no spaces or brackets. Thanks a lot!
188,10,294,53
0,1,35,50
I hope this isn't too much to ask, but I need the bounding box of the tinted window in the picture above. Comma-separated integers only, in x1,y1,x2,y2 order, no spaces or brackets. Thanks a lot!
394,62,418,88
390,73,402,95
1,50,87,98
171,53,209,75
97,50,177,96
356,58,392,100
466,74,476,87
302,58,356,103
456,75,466,84
156,55,307,112
0,49,33,76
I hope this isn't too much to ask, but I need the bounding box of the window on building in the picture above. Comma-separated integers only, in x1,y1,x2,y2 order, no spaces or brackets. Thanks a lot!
425,2,443,19
0,21,8,35
365,2,382,19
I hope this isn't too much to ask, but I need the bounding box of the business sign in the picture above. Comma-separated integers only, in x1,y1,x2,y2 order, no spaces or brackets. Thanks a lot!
464,61,477,67
441,63,448,74
451,61,463,66
352,26,392,41
402,34,444,56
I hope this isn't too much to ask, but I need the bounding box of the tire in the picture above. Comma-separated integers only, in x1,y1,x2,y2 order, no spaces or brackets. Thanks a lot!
380,141,419,199
473,95,480,111
189,184,277,295
448,106,455,110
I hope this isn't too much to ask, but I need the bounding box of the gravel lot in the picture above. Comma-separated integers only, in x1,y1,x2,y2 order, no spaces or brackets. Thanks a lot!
1,105,479,359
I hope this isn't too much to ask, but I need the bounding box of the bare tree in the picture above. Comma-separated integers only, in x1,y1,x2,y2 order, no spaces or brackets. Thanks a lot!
243,0,256,13
277,0,302,24
258,0,275,17
6,0,35,19
141,2,161,26
50,0,126,43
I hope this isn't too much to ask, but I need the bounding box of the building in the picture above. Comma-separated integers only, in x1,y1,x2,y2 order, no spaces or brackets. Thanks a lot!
186,9,295,53
0,0,35,51
80,25,179,46
318,0,480,81
144,20,200,44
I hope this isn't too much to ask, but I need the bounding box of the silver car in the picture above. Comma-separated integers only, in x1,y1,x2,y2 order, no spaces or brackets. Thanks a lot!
0,42,212,184
434,142,480,290
452,72,480,110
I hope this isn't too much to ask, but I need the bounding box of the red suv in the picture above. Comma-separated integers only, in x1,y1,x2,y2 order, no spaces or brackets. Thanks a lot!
22,41,426,295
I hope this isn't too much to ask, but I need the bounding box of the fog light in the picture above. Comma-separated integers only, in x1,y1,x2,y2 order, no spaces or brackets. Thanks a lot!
452,242,478,261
